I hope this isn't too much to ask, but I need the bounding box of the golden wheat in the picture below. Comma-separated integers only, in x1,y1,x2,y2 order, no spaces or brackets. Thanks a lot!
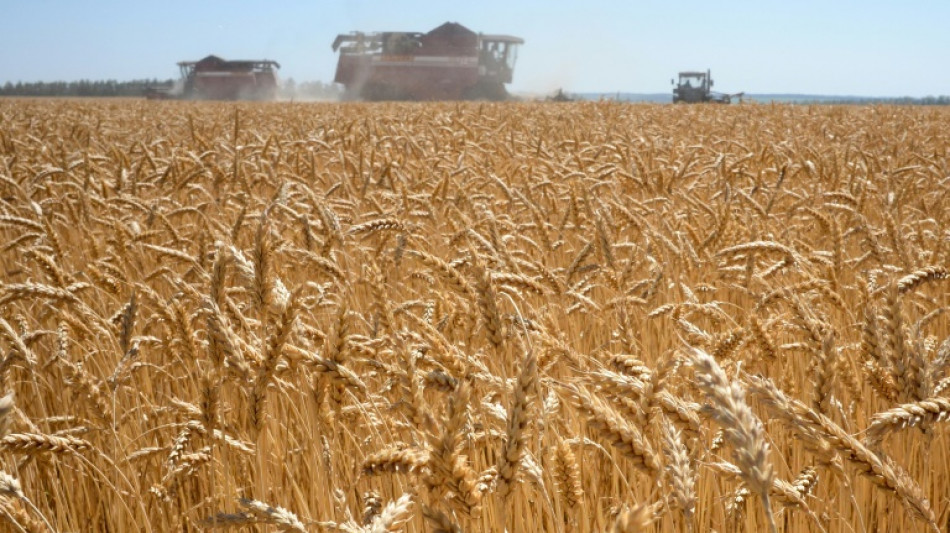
0,98,946,531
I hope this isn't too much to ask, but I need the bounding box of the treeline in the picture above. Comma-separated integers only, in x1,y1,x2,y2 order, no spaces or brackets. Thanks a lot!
0,78,342,100
0,79,175,97
280,79,342,100
800,95,950,106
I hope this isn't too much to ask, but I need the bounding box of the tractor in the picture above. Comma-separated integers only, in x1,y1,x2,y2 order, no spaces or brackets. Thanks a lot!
672,70,743,103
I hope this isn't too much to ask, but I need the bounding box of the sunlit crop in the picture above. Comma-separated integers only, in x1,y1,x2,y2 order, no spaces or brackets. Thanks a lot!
0,98,947,532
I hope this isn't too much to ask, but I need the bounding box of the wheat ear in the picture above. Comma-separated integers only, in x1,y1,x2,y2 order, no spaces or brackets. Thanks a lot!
686,346,776,533
748,375,938,530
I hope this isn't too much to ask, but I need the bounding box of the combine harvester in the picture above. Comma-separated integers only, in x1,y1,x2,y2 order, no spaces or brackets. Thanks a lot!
331,22,523,101
146,55,281,101
671,69,743,103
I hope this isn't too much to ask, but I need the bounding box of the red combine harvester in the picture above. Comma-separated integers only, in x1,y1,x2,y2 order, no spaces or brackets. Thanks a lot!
180,56,280,100
147,55,280,100
331,22,523,101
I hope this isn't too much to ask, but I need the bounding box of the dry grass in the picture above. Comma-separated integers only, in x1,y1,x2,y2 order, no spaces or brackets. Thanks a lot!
0,98,947,531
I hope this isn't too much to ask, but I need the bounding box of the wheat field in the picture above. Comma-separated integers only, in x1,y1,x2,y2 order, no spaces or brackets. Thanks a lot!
0,98,947,532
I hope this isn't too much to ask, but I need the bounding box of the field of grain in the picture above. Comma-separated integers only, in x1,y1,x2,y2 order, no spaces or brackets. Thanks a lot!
0,98,947,532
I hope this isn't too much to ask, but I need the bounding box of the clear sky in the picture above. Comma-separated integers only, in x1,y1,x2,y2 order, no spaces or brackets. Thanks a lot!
1,0,947,97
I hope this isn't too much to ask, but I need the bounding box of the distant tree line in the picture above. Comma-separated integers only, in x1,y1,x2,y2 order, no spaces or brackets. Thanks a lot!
278,79,342,100
792,96,950,106
0,79,176,97
0,78,343,100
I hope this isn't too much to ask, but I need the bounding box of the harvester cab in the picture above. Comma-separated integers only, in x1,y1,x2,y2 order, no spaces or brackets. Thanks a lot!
478,35,520,85
672,69,742,103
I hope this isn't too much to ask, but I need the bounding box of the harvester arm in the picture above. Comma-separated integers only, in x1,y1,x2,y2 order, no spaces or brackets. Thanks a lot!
332,34,355,51
332,32,385,53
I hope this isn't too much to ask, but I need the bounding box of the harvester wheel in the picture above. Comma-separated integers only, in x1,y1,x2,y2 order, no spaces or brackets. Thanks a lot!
360,83,412,101
463,81,509,101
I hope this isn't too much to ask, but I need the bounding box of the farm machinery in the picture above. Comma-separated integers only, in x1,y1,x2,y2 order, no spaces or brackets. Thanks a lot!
146,55,280,100
672,70,743,103
546,88,575,102
331,22,523,101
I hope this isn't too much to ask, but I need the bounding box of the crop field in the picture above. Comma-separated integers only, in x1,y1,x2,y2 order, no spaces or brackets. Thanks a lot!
0,98,947,532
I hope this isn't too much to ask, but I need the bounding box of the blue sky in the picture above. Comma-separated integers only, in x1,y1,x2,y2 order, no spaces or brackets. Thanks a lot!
1,0,947,96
